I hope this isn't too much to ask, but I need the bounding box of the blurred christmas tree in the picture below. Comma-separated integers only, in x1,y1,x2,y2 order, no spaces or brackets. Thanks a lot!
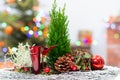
0,0,49,48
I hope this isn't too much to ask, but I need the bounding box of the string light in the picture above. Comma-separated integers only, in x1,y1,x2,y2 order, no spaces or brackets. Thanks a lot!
114,33,119,39
24,26,29,31
38,31,43,36
26,33,32,38
103,17,109,22
36,22,41,27
29,30,34,35
34,32,39,38
0,41,4,47
33,26,38,31
2,47,8,53
75,41,81,46
33,17,37,22
92,40,98,46
2,22,7,27
40,24,44,29
110,23,116,29
21,27,25,32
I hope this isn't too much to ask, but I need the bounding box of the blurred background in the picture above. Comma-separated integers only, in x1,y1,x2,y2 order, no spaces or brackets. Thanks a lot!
0,0,120,67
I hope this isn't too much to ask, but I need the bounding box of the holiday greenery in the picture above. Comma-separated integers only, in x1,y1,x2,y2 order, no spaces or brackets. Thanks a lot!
7,43,104,73
1,0,105,75
47,0,71,69
0,0,49,48
73,50,92,71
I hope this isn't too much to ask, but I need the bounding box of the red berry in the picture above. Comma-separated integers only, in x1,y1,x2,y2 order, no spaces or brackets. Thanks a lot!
70,65,77,71
24,67,29,72
71,56,74,61
43,67,51,73
66,53,71,57
85,67,89,71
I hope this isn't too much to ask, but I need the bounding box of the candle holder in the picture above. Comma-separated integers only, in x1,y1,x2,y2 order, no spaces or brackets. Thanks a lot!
30,46,41,74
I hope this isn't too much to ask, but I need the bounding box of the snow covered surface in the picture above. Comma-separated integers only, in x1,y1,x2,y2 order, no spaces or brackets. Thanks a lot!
0,66,120,80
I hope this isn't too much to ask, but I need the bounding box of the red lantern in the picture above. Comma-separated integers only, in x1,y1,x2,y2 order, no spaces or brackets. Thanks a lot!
91,55,104,70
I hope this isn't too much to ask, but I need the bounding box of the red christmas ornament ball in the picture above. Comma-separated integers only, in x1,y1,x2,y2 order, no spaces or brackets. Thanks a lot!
43,67,51,73
91,55,104,70
70,65,78,71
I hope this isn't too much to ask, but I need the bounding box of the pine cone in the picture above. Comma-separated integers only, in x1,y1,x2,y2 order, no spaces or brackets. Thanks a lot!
54,55,72,73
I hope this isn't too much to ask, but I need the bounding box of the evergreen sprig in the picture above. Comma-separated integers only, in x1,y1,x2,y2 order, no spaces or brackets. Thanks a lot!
47,0,71,69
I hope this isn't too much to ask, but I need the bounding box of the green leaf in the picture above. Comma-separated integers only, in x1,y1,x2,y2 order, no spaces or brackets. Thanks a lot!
84,54,91,59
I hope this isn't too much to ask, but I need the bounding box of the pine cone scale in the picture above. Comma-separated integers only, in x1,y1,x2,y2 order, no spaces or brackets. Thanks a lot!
54,55,72,73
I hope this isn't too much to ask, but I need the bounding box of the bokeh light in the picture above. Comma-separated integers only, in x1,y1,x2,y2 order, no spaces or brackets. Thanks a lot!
92,40,98,46
21,27,25,32
0,41,4,47
110,23,116,29
75,41,81,46
33,26,38,31
24,26,29,31
26,33,32,38
2,22,7,27
2,47,8,53
114,33,119,39
29,30,34,35
40,24,44,29
38,31,43,36
104,17,109,22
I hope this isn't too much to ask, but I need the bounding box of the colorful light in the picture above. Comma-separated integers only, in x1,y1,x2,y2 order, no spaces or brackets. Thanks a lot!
29,30,34,35
110,23,116,29
2,47,8,53
33,17,37,22
33,26,38,31
92,40,98,46
114,33,119,39
24,26,29,31
75,41,81,46
34,32,39,38
2,22,7,27
83,38,88,44
40,24,45,29
41,17,45,23
0,41,4,47
36,22,41,27
21,27,25,32
4,26,13,35
26,33,32,38
38,31,43,36
103,17,109,22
